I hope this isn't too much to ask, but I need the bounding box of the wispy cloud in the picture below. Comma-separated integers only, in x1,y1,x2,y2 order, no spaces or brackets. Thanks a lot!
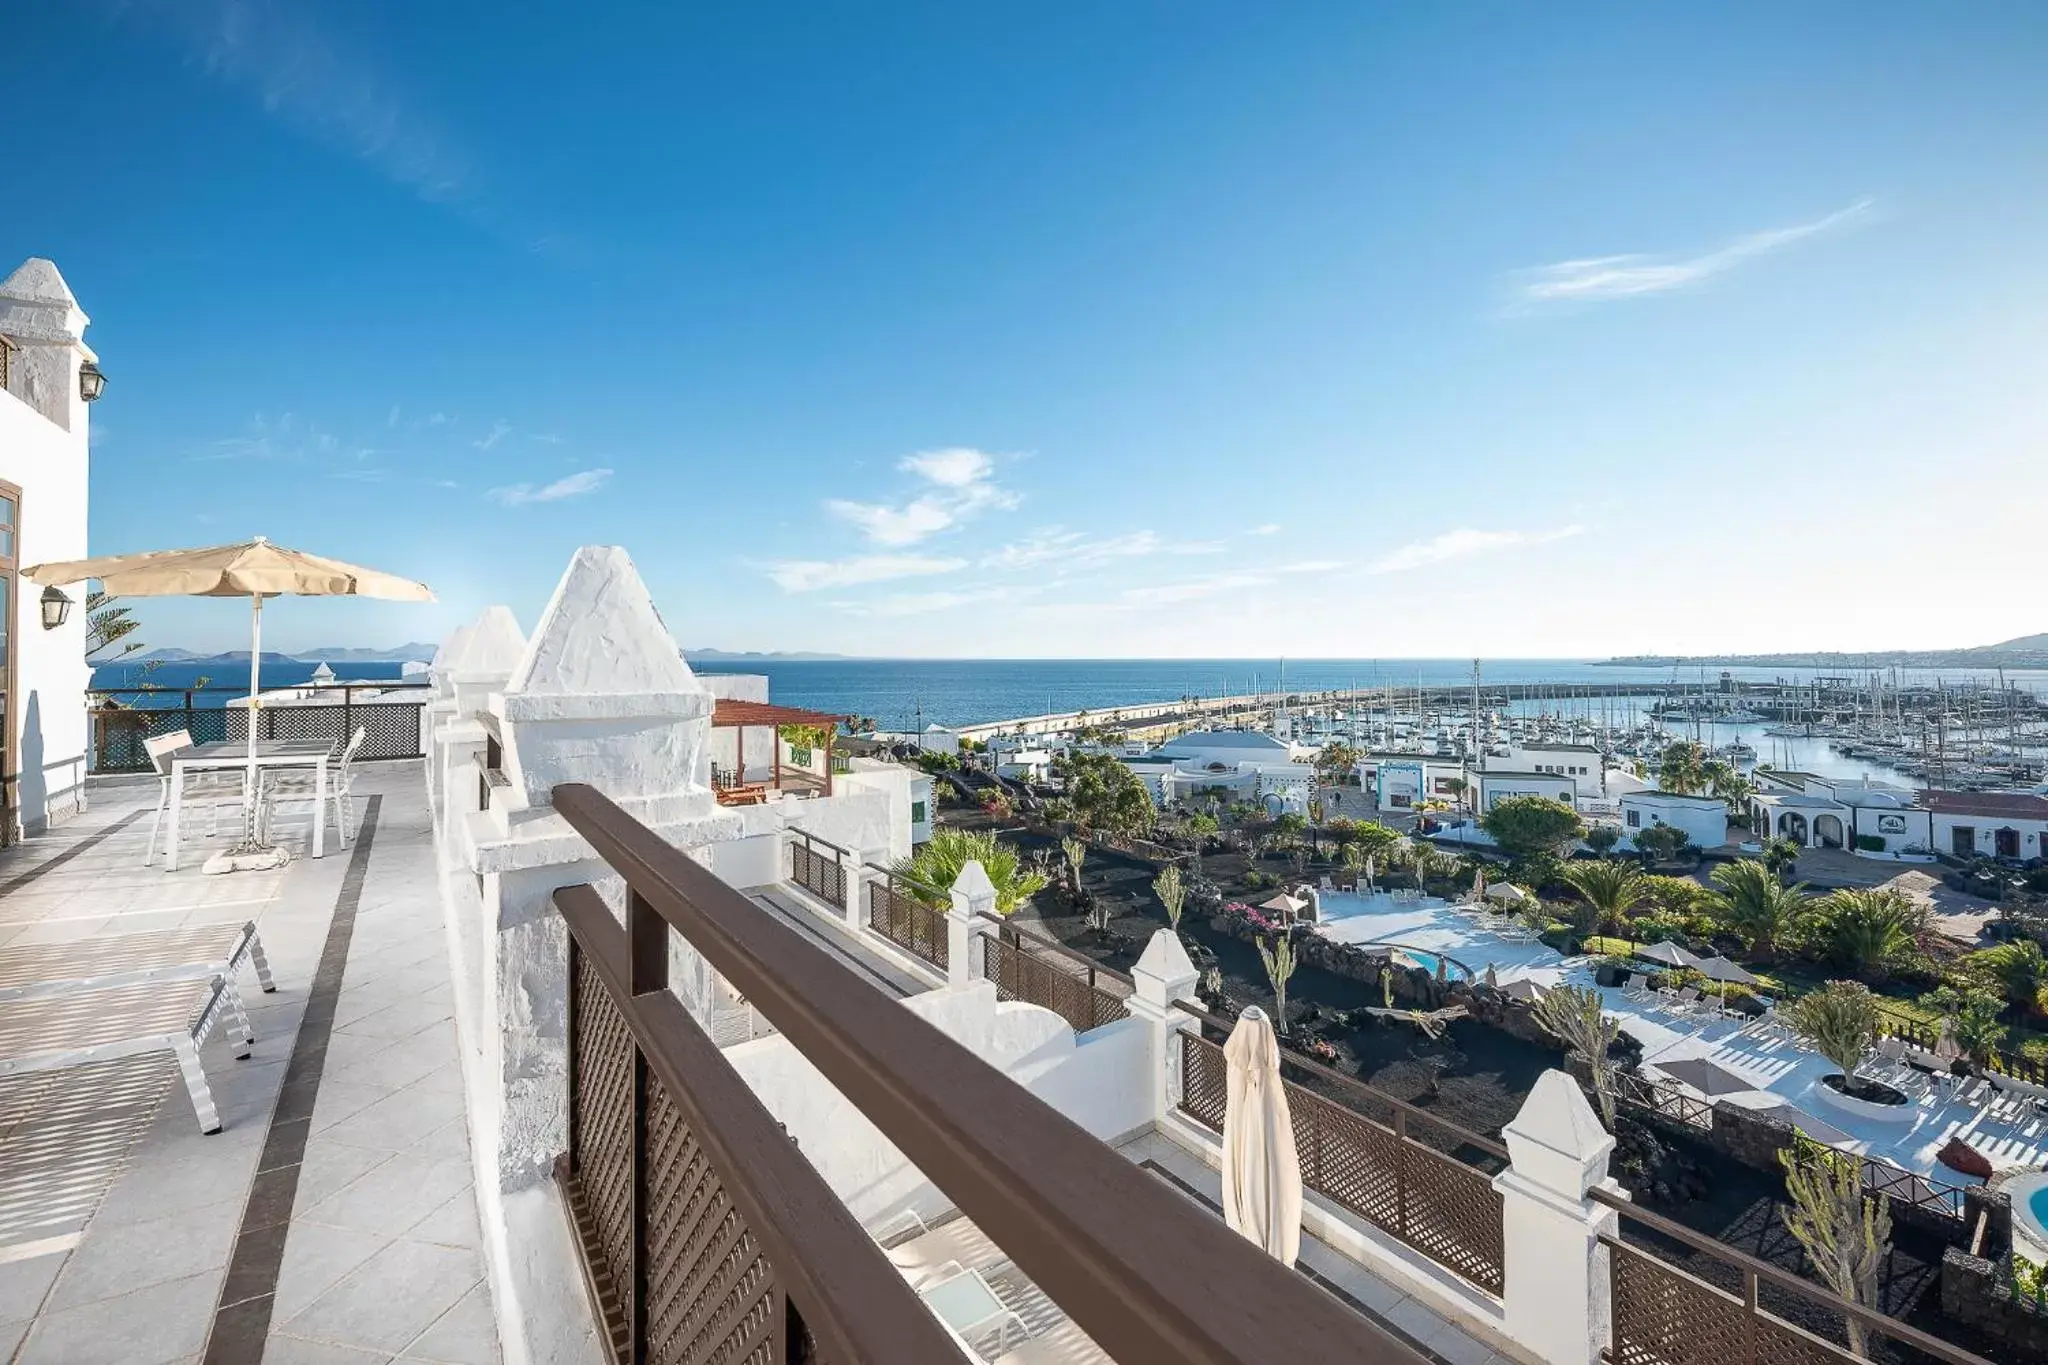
111,0,470,204
1513,199,1873,305
1250,523,1283,536
487,468,613,506
473,420,512,451
1277,559,1345,574
834,584,1041,617
1120,572,1272,606
980,528,1164,571
827,447,1020,547
764,554,967,593
1365,525,1584,575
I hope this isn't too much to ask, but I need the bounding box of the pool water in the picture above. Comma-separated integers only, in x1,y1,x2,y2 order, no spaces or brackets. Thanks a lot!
2030,1185,2048,1226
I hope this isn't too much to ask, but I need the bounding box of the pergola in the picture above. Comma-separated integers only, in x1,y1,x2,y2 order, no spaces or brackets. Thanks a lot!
710,699,850,804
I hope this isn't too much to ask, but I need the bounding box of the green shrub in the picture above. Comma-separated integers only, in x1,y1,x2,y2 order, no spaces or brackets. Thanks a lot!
1854,834,1886,853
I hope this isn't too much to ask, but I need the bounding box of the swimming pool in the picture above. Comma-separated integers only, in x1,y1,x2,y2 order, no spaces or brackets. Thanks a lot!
2014,1172,2048,1273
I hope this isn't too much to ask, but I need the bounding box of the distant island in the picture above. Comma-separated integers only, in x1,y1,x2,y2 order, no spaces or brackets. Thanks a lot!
127,644,851,666
133,643,439,665
684,648,852,662
1603,633,2048,671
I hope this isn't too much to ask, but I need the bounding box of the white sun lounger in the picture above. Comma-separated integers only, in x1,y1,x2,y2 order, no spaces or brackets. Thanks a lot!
886,1214,1008,1289
0,920,274,1004
0,973,255,1133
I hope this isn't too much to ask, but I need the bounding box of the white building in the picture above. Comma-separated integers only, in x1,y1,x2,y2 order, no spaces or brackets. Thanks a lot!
1746,772,1930,852
1123,729,1318,815
1619,791,1729,852
1356,751,1466,814
0,259,96,838
1474,769,1577,812
1921,790,2048,860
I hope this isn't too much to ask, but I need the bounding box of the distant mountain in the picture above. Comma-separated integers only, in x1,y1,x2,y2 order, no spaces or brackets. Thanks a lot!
131,649,298,665
1604,635,2048,670
296,643,439,663
685,648,853,662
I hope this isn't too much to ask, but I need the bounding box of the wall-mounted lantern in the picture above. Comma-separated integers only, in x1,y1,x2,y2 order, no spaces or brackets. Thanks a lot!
40,586,72,630
78,361,105,403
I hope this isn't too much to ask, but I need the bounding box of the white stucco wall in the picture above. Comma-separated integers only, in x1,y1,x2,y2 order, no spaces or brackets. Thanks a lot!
706,830,784,889
724,983,1152,1228
1478,773,1575,810
1930,811,2048,859
0,260,93,834
834,758,919,861
1620,795,1727,850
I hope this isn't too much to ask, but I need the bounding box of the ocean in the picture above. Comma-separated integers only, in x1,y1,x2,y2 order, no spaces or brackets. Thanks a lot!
91,656,2048,731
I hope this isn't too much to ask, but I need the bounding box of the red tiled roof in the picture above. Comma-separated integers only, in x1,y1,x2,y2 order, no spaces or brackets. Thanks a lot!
1919,790,2048,820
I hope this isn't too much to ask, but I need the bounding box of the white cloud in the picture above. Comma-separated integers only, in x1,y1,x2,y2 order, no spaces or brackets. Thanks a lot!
1277,559,1345,574
473,420,512,451
836,584,1039,617
981,528,1166,571
116,0,470,203
1514,199,1873,305
764,554,967,593
827,447,1019,546
1120,573,1271,606
487,468,613,506
1365,525,1584,575
1250,523,1283,536
900,448,994,488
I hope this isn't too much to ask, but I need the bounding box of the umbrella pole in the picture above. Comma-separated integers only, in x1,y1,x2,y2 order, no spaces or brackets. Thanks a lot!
207,593,285,872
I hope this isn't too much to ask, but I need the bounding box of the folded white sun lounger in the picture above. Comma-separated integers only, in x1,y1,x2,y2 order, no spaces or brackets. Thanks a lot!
0,920,274,1004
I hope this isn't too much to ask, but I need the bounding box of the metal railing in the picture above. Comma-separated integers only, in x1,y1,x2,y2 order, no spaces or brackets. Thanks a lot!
87,683,429,774
1880,1014,2046,1086
864,870,947,972
1612,1068,1716,1130
1171,1005,1508,1297
551,781,1430,1365
972,915,1132,1035
1593,1185,1994,1365
787,830,847,910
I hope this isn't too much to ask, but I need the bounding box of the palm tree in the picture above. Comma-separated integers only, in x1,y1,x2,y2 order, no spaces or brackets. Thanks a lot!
1340,840,1369,889
1557,861,1646,938
894,830,1048,915
1806,889,1925,981
1708,859,1808,956
1656,741,1707,796
1762,837,1804,883
1920,985,2007,1065
1701,758,1753,810
1970,940,2048,1016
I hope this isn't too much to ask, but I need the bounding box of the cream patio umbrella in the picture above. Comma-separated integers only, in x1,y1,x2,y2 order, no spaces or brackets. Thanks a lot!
26,537,433,871
1220,1006,1303,1267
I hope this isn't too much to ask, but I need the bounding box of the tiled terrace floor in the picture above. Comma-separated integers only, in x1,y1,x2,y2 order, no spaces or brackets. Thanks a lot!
0,764,500,1365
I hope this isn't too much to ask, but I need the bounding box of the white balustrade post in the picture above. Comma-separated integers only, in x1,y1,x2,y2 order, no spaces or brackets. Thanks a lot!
847,845,887,934
1129,929,1199,1125
947,861,995,989
1492,1070,1624,1365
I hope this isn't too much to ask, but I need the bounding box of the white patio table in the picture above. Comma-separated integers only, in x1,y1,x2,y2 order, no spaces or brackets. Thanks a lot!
163,738,335,871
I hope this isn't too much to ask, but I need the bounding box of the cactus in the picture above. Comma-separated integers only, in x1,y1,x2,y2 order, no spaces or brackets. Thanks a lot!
1154,864,1186,933
1532,984,1621,1131
1778,1133,1891,1358
1257,933,1298,1031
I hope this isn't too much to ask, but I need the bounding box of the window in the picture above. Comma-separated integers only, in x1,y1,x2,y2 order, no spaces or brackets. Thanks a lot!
1626,810,1641,828
911,800,927,825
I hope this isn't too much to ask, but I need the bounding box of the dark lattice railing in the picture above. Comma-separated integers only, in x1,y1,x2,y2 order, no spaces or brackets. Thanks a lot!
975,925,1131,1035
864,874,947,972
788,833,846,910
88,685,428,773
554,781,1417,1365
1177,1028,1506,1296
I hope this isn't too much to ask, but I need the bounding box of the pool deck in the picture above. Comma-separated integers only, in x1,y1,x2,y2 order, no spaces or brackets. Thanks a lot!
1310,889,2047,1184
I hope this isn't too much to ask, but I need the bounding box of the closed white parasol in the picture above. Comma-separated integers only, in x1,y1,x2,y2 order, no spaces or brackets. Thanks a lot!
1220,1006,1302,1267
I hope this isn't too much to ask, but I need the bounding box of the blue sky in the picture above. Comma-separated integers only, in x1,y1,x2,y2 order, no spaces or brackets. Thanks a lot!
11,2,2048,657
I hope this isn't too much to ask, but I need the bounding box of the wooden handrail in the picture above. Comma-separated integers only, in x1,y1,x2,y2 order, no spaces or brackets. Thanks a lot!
557,885,960,1362
1171,999,1511,1162
552,782,1426,1365
1589,1186,1994,1365
972,911,1137,989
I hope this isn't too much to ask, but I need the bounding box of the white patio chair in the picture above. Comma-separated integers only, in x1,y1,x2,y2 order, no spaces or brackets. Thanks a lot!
142,729,249,866
886,1215,1007,1290
258,726,365,847
1659,986,1702,1017
1619,973,1655,1004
